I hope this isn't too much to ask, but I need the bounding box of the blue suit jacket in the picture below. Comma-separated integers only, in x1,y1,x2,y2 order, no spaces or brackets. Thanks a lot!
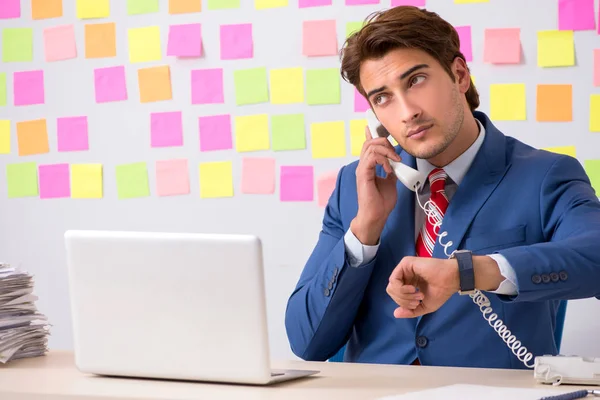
285,111,600,369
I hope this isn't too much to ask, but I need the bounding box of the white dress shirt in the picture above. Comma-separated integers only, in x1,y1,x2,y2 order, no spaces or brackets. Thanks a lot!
343,119,519,295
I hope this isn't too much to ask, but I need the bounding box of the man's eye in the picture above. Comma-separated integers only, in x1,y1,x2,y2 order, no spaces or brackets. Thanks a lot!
375,94,389,105
410,75,425,86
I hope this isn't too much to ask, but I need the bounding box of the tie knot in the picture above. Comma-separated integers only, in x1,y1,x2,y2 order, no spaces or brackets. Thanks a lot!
428,168,447,193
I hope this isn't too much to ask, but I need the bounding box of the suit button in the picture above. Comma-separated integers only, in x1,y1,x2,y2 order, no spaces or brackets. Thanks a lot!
531,274,542,284
550,272,559,282
323,288,330,297
541,274,551,284
333,267,339,277
327,281,333,290
416,336,428,348
559,271,568,281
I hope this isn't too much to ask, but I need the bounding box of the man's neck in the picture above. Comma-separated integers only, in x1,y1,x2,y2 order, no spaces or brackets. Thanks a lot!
427,113,480,168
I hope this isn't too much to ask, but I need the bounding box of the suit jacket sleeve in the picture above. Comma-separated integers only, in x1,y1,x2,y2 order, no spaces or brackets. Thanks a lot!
284,166,377,361
497,155,600,302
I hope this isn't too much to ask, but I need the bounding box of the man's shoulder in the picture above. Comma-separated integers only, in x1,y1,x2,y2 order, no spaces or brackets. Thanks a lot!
505,135,576,173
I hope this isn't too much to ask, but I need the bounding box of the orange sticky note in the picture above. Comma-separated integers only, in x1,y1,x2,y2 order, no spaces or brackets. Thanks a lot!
536,84,572,122
32,0,63,19
138,66,172,103
85,23,116,59
169,0,201,13
17,119,49,156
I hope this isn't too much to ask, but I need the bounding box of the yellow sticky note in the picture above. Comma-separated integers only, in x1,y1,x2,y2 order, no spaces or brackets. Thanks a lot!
255,0,288,8
542,146,576,158
235,114,270,152
0,120,10,154
490,84,526,121
77,0,110,19
537,30,574,67
71,164,103,199
591,95,600,132
128,26,162,63
199,161,233,198
270,68,304,104
311,121,346,159
350,119,366,156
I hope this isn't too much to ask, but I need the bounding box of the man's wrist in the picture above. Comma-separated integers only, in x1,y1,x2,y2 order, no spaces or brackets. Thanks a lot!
473,255,503,291
350,216,383,246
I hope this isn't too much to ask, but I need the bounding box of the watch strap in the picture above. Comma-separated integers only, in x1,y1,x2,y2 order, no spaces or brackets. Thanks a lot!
455,250,475,294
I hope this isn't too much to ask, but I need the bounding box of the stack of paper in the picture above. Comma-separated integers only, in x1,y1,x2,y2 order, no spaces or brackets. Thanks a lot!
0,263,50,363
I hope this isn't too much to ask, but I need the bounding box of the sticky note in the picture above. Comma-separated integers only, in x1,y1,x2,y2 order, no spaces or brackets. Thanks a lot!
71,164,103,199
128,26,162,63
346,21,364,38
271,114,306,151
241,157,276,194
280,166,313,202
0,120,10,154
490,84,526,121
311,121,346,158
543,146,576,158
354,88,370,112
536,85,572,122
77,0,110,18
39,164,71,199
584,160,600,194
270,68,304,104
14,70,44,106
6,163,38,198
151,111,183,147
220,24,253,60
484,28,520,64
307,68,340,105
303,20,337,57
128,0,159,15
350,119,367,156
199,161,233,198
454,0,488,3
116,162,150,199
169,0,201,13
317,170,339,207
167,23,202,57
57,116,89,151
591,95,600,132
594,49,600,86
94,66,127,103
208,0,241,9
199,114,232,151
138,66,172,103
32,0,63,19
0,0,20,18
455,26,472,62
17,119,49,156
392,0,425,5
44,25,77,62
156,159,189,196
299,0,332,7
558,0,595,31
2,28,33,62
234,67,268,105
255,0,288,9
192,69,224,104
537,30,574,67
346,0,379,4
85,23,116,58
0,73,6,106
235,114,270,152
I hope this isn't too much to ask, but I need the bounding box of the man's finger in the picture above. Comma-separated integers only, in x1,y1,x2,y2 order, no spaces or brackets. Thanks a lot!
390,256,417,281
394,306,425,319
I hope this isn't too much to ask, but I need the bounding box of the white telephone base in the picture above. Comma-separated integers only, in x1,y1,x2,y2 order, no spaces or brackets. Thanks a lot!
534,355,600,386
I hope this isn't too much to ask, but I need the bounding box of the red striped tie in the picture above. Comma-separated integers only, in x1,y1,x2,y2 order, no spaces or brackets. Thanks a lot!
415,168,449,258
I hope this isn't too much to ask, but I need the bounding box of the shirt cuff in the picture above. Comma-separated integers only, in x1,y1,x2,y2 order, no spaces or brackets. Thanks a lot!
343,228,380,268
487,253,519,295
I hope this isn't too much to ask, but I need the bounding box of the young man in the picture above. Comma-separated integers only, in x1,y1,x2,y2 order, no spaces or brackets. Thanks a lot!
285,6,600,369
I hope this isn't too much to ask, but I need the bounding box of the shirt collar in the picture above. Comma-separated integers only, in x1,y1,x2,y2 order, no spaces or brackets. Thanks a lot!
416,118,485,186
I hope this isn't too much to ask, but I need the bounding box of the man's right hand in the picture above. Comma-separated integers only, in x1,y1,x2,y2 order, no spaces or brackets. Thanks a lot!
350,126,401,246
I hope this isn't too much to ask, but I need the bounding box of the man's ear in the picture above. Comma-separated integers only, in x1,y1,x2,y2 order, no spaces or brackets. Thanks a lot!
452,57,471,94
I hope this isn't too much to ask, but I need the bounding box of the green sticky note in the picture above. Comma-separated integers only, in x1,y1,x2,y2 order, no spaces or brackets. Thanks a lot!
2,28,33,62
272,114,306,151
127,0,159,14
584,160,600,196
208,0,240,9
7,163,38,198
0,73,6,106
306,68,340,105
234,67,269,105
346,21,363,38
116,162,150,199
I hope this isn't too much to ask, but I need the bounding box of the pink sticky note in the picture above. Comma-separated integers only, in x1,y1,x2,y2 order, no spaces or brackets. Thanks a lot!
220,24,253,60
156,159,190,196
317,170,338,207
299,0,332,7
0,0,20,18
354,88,370,112
167,23,202,57
303,20,337,57
280,166,314,202
345,0,379,4
14,70,45,106
44,25,77,62
151,111,183,147
594,49,600,87
192,69,224,104
559,0,596,31
94,66,127,103
455,26,473,62
39,163,71,199
57,116,89,151
242,158,276,194
199,114,232,152
484,28,520,64
391,0,425,6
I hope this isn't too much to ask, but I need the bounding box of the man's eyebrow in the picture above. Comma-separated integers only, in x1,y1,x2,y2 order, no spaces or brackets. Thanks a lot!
365,64,430,100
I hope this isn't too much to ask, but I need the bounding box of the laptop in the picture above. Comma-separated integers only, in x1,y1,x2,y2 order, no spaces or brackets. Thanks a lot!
64,230,319,385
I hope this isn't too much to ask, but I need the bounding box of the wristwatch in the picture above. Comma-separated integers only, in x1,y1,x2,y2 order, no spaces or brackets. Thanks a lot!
451,250,475,295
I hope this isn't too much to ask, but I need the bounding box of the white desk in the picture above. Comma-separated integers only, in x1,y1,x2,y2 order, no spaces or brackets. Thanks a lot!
0,351,583,399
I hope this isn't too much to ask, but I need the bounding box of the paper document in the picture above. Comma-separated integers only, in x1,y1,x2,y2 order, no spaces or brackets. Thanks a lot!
378,384,574,400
